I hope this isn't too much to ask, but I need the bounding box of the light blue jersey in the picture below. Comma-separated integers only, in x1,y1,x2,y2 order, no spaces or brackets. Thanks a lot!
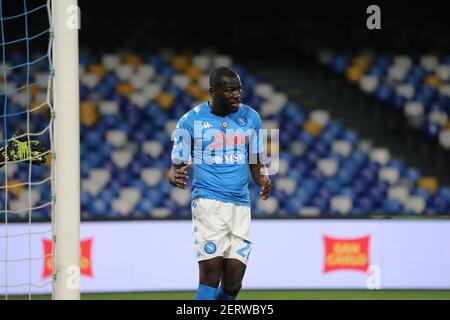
171,102,264,206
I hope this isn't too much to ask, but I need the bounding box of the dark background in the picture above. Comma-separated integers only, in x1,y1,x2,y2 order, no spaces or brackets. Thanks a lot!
76,1,450,58
3,1,449,59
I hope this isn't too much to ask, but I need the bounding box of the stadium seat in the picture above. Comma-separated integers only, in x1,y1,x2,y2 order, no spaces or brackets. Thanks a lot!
326,51,450,149
4,50,450,220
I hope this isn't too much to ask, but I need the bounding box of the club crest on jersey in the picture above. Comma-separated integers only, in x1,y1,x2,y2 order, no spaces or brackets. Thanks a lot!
237,116,247,126
222,121,228,128
204,242,217,254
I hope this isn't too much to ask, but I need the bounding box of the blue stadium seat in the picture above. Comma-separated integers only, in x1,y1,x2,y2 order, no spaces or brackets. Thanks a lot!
4,51,450,220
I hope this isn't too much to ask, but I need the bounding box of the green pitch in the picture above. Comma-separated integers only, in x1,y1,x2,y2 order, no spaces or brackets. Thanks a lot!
7,290,450,300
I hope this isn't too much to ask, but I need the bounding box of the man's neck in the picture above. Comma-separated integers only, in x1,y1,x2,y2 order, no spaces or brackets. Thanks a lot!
209,100,230,117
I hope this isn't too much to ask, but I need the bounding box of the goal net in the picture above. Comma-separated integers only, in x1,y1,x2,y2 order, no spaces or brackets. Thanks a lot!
0,0,80,300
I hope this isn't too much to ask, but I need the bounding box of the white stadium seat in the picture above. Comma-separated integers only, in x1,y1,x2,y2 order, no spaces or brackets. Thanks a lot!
330,195,352,215
318,158,338,177
141,168,163,187
99,100,120,115
198,74,210,91
393,55,412,69
388,185,410,204
136,64,156,82
111,149,134,169
359,74,379,94
254,83,274,99
436,64,450,81
172,74,191,90
290,141,307,157
213,55,232,68
310,110,330,127
106,130,127,148
115,64,134,81
420,55,439,72
439,130,450,150
192,55,211,71
81,73,99,89
142,140,163,158
149,207,172,218
370,148,390,165
142,83,162,100
332,140,352,158
299,207,321,217
428,110,448,126
170,188,191,207
256,197,279,215
275,177,297,196
130,92,150,108
405,196,426,214
378,167,400,185
395,83,415,99
102,54,121,71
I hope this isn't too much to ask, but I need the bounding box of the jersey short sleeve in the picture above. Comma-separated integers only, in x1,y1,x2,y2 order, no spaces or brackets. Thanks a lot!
249,111,264,155
171,111,193,165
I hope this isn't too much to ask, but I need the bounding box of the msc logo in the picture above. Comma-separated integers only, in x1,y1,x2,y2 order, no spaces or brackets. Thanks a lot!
224,153,245,163
204,241,217,254
237,116,247,126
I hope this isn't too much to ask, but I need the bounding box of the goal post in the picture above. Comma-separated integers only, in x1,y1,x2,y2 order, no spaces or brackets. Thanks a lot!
51,0,80,300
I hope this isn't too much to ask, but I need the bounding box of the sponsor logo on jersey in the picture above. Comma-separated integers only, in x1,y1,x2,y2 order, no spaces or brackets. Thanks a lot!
323,235,370,273
202,121,213,129
208,131,247,149
212,153,245,164
224,154,245,163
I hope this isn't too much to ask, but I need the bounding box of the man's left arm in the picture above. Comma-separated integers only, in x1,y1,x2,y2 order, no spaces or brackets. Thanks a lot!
248,113,272,200
250,154,273,200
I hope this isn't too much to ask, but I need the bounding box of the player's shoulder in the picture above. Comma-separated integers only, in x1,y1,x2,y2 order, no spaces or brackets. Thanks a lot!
178,102,208,127
239,104,261,121
190,102,208,116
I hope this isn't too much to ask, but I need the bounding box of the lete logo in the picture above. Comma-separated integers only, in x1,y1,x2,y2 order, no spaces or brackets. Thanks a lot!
43,238,94,278
323,235,370,273
208,131,247,149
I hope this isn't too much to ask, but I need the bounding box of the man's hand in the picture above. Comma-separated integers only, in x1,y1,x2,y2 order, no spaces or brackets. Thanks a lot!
259,175,273,200
168,163,192,189
0,129,48,167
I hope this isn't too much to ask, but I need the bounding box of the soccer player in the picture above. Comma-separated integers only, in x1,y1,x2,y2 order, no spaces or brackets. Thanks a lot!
168,66,273,300
0,129,48,168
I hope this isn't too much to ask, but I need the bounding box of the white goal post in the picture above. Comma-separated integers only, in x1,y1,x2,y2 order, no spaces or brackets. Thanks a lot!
51,0,80,300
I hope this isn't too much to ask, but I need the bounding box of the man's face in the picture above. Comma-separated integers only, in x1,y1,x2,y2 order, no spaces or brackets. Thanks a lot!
212,76,243,113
